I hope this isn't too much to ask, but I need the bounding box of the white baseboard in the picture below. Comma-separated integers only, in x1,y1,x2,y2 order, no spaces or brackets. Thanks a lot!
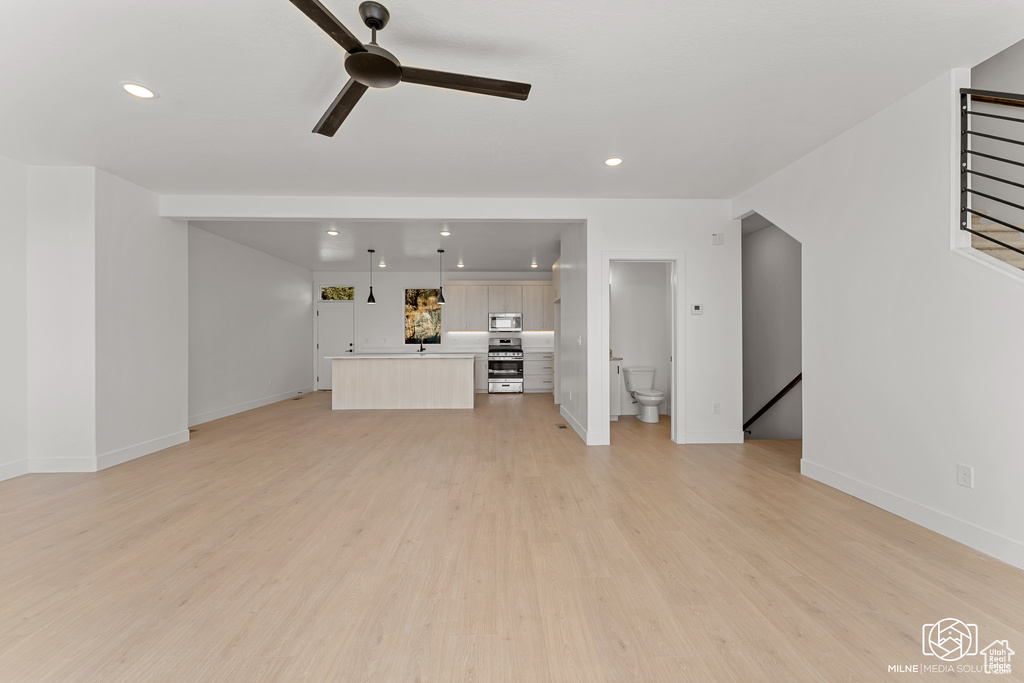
685,430,744,444
189,387,314,427
96,430,190,471
28,457,97,473
559,406,588,444
802,459,1024,571
0,459,29,482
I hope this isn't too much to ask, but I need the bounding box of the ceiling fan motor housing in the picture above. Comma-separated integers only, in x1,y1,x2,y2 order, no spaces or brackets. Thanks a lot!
345,43,402,88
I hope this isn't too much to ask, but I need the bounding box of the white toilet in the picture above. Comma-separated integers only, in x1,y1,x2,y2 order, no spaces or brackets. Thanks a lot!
623,366,665,423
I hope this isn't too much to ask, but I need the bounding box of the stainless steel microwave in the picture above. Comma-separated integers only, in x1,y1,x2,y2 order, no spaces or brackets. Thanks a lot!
488,312,523,332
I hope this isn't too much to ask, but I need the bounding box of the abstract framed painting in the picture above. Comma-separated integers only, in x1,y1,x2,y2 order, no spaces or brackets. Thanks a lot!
404,289,441,344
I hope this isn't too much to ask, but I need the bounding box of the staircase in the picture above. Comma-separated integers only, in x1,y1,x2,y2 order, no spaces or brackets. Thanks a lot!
970,212,1024,270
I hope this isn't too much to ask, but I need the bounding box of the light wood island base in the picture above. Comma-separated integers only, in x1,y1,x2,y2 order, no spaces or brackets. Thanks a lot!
330,355,475,409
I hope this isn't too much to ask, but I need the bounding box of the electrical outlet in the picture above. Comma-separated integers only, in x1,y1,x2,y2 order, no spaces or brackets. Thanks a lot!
957,464,974,488
712,402,720,415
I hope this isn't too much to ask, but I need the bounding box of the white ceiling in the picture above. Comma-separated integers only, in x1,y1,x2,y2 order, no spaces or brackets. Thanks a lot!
2,1,1024,200
192,219,569,272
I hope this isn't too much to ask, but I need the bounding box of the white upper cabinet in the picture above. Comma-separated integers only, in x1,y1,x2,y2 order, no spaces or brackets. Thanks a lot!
444,284,489,332
465,285,489,331
488,285,523,313
445,280,550,331
522,284,554,331
443,285,467,332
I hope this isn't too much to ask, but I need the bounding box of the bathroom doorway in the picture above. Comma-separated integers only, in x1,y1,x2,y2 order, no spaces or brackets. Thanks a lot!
602,253,684,444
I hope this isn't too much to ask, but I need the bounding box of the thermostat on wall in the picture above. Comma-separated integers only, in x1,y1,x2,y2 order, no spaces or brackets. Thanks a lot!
691,304,703,315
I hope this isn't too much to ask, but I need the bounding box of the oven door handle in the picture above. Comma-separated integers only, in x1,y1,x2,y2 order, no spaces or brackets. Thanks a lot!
489,369,521,375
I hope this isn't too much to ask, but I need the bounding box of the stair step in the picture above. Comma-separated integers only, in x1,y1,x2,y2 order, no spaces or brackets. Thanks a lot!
972,230,1024,246
971,211,1022,230
969,246,1024,270
967,212,1024,269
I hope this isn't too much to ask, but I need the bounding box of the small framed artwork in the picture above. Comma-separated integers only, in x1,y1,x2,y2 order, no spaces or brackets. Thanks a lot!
320,286,354,301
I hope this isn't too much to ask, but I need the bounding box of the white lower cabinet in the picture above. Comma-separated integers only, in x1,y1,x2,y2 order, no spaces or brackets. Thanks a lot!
524,352,554,393
474,355,488,393
610,360,622,420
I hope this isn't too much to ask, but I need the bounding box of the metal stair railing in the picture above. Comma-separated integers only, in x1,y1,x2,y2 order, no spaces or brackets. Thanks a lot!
960,88,1024,257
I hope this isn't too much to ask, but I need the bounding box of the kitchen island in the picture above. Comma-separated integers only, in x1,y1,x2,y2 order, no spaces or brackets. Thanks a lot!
327,354,476,410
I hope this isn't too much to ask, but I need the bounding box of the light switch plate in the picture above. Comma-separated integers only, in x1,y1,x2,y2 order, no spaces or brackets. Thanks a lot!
712,233,725,245
691,304,703,315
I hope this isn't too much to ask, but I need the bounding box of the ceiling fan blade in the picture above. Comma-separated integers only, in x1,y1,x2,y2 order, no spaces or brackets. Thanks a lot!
288,0,366,53
400,66,531,101
314,79,369,136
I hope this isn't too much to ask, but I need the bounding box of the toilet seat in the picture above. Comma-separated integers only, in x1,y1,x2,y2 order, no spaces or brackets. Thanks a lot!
634,389,663,398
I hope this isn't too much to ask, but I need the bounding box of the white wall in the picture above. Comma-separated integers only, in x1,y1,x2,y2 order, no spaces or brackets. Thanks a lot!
26,167,97,472
95,170,189,467
734,70,1024,569
0,155,28,479
559,223,588,436
742,222,802,439
610,261,672,415
591,202,742,445
189,226,313,426
162,197,742,447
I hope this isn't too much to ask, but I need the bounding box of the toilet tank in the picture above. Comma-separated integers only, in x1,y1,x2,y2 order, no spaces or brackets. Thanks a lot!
623,366,655,392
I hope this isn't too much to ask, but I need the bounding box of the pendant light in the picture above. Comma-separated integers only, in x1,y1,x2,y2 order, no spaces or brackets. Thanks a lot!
366,249,376,304
437,249,446,305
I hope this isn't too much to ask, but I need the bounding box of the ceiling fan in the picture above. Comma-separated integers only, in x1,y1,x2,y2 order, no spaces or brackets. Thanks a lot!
288,0,532,137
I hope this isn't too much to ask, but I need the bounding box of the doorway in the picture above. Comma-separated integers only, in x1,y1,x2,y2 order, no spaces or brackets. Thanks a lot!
740,213,802,439
602,252,685,444
315,302,354,390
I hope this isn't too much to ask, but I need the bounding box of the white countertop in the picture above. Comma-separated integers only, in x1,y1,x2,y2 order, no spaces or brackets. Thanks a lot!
326,354,476,360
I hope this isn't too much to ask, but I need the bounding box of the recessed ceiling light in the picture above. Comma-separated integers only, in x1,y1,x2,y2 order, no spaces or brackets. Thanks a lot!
605,157,623,166
122,83,156,99
378,257,386,268
440,229,451,236
531,262,539,268
326,229,339,236
457,261,465,268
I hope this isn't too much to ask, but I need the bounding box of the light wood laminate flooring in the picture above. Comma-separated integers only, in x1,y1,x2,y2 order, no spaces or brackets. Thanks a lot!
0,392,1021,681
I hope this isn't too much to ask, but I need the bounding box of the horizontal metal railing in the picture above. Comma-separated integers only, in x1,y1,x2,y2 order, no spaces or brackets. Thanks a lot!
961,88,1024,258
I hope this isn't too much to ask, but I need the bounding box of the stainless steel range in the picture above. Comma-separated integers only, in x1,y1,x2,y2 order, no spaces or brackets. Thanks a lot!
488,337,524,393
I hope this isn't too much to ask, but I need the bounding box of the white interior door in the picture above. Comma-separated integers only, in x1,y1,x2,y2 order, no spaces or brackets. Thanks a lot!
317,303,354,390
